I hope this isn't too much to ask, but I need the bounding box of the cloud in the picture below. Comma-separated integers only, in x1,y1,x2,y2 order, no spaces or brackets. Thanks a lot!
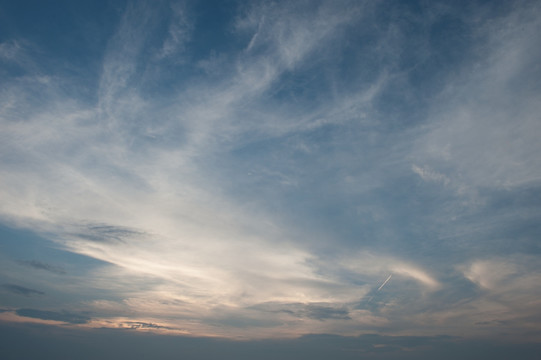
305,304,351,321
156,2,192,60
0,0,540,341
412,165,450,186
461,256,541,302
71,224,144,245
15,308,91,324
413,2,541,192
17,260,66,275
331,252,441,291
250,302,351,321
0,0,380,337
462,260,517,290
390,265,440,290
0,41,24,61
123,321,174,330
2,284,44,297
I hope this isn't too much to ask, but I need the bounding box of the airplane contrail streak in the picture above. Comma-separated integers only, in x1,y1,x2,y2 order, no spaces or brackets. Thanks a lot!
377,274,392,291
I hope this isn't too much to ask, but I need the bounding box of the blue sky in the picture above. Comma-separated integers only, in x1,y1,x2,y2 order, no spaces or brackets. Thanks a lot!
1,0,541,357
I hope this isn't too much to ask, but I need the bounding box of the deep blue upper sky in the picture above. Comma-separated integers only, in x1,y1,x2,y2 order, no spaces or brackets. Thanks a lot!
1,0,541,358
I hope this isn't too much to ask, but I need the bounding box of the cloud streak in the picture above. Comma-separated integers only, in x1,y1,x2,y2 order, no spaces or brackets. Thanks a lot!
18,260,66,275
2,284,44,297
15,308,90,324
377,275,392,292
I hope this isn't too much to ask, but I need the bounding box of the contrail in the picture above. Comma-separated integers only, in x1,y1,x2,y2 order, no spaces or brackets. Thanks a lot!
377,274,392,291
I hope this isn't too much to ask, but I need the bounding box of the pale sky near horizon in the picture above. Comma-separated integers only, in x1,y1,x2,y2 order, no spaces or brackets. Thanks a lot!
1,0,541,358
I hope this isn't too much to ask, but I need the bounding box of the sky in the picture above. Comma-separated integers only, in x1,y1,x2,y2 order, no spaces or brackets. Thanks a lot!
1,0,541,358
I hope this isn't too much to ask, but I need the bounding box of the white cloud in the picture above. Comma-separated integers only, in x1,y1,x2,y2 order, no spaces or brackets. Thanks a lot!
390,265,440,289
